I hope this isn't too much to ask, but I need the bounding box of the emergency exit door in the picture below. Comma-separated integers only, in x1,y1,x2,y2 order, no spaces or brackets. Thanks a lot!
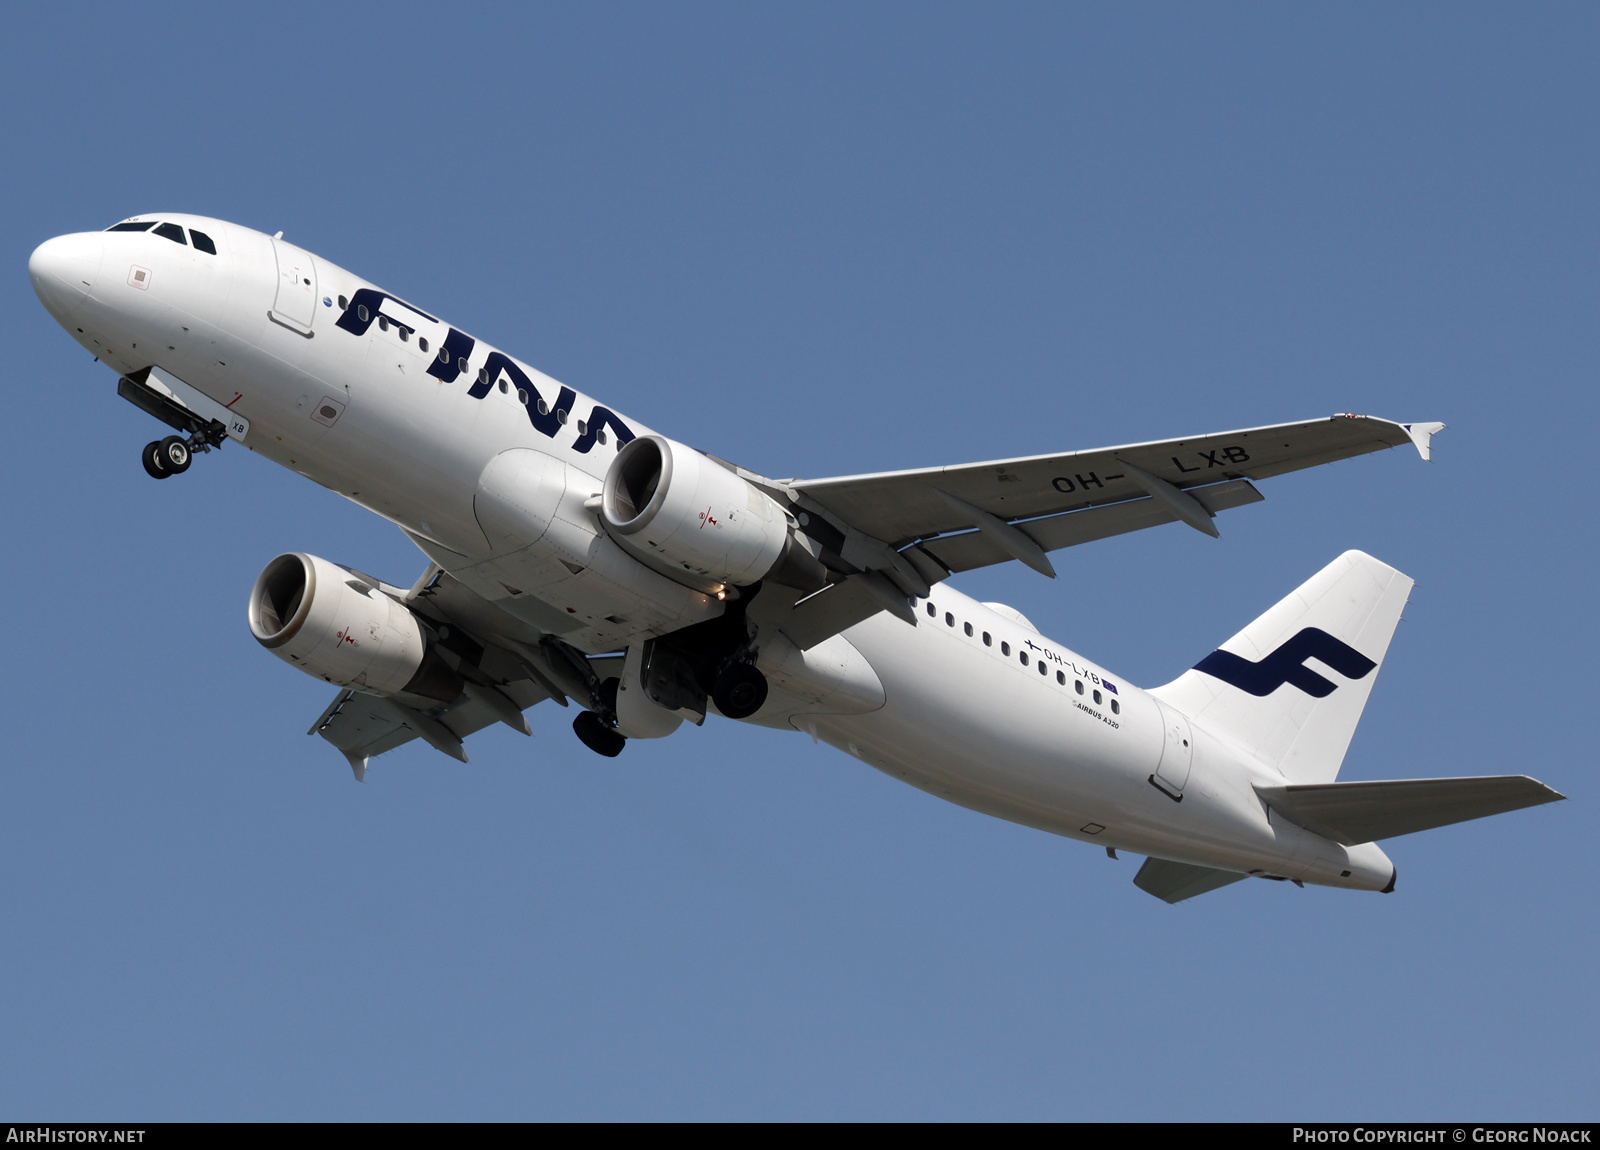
1151,700,1194,801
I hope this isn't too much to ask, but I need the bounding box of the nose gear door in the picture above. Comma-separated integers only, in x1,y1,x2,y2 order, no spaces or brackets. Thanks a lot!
268,236,318,335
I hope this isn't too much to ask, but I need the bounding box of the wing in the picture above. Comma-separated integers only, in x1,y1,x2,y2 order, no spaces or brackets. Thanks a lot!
791,414,1441,548
306,565,612,780
764,415,1443,650
310,677,559,781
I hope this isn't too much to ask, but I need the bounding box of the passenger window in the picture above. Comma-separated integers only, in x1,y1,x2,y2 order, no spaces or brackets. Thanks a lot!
1038,661,1047,675
1019,652,1028,666
1001,642,1010,656
1093,690,1102,705
152,222,187,245
983,632,991,647
106,220,155,231
378,316,389,332
1056,671,1065,684
1111,699,1120,715
945,612,954,627
498,379,508,394
578,421,588,436
537,399,549,415
458,357,469,373
926,602,936,618
398,327,409,342
188,229,216,254
964,622,973,637
477,368,488,385
339,295,349,310
557,408,569,424
1075,681,1084,695
418,337,428,352
518,389,529,405
598,431,608,445
358,305,369,322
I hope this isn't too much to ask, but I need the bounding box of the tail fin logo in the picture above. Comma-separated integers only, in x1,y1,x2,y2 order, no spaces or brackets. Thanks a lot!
1194,627,1376,698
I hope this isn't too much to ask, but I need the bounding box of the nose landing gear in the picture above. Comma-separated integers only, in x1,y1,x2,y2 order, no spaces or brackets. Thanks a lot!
141,435,192,479
139,424,225,479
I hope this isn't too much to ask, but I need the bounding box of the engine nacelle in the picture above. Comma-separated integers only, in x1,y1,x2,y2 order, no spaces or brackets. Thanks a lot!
600,435,826,593
248,553,460,701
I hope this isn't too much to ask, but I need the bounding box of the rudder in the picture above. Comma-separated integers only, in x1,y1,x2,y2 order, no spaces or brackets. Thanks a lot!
1150,550,1412,784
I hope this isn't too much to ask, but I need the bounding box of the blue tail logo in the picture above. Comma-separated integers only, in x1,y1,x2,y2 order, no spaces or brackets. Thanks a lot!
1194,627,1376,698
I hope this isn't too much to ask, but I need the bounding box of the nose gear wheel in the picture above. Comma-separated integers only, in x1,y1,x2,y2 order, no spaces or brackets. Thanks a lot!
141,440,172,479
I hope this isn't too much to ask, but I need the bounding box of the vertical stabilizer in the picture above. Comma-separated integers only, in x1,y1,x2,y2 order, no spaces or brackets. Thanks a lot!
1150,551,1412,784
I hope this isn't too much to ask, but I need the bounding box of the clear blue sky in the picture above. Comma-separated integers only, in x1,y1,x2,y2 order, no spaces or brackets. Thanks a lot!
3,2,1594,1120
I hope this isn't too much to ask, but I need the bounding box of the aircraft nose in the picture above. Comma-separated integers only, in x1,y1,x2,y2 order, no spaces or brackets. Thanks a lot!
29,232,103,319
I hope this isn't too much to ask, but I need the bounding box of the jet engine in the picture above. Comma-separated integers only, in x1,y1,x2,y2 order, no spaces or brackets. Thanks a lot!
248,552,461,701
600,435,827,594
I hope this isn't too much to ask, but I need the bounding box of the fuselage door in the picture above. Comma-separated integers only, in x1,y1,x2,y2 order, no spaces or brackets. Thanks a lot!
269,236,318,335
1151,700,1194,801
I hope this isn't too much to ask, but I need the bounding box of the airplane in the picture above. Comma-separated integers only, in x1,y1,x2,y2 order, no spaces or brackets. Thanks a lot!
28,212,1564,904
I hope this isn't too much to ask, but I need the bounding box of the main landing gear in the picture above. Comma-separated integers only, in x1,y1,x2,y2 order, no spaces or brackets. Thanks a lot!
140,424,225,480
711,661,768,719
552,587,774,759
573,710,626,758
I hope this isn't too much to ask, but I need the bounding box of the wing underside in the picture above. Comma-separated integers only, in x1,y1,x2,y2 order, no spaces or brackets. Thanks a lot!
764,415,1441,650
303,567,609,779
311,676,555,780
790,414,1440,547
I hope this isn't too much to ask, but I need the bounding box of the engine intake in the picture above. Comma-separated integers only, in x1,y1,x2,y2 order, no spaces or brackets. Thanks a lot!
601,436,826,593
248,553,461,701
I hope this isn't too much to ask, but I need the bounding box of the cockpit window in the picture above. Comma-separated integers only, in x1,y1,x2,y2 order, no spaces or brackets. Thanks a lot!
106,220,156,232
152,222,187,245
189,229,217,255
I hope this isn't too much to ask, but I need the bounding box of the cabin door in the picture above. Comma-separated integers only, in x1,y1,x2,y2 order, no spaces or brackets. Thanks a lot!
269,236,319,335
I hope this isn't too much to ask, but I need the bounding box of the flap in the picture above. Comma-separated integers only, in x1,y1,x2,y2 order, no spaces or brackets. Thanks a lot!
778,575,901,651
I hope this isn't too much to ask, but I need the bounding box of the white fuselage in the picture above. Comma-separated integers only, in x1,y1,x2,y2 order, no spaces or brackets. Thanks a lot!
29,214,1394,892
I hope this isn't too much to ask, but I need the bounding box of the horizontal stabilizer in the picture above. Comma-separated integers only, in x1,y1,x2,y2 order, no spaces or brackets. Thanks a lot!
1255,775,1565,846
1134,857,1248,903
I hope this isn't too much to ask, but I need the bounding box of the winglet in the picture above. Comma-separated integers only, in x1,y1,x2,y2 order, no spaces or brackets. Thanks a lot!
343,751,368,782
1400,421,1446,462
